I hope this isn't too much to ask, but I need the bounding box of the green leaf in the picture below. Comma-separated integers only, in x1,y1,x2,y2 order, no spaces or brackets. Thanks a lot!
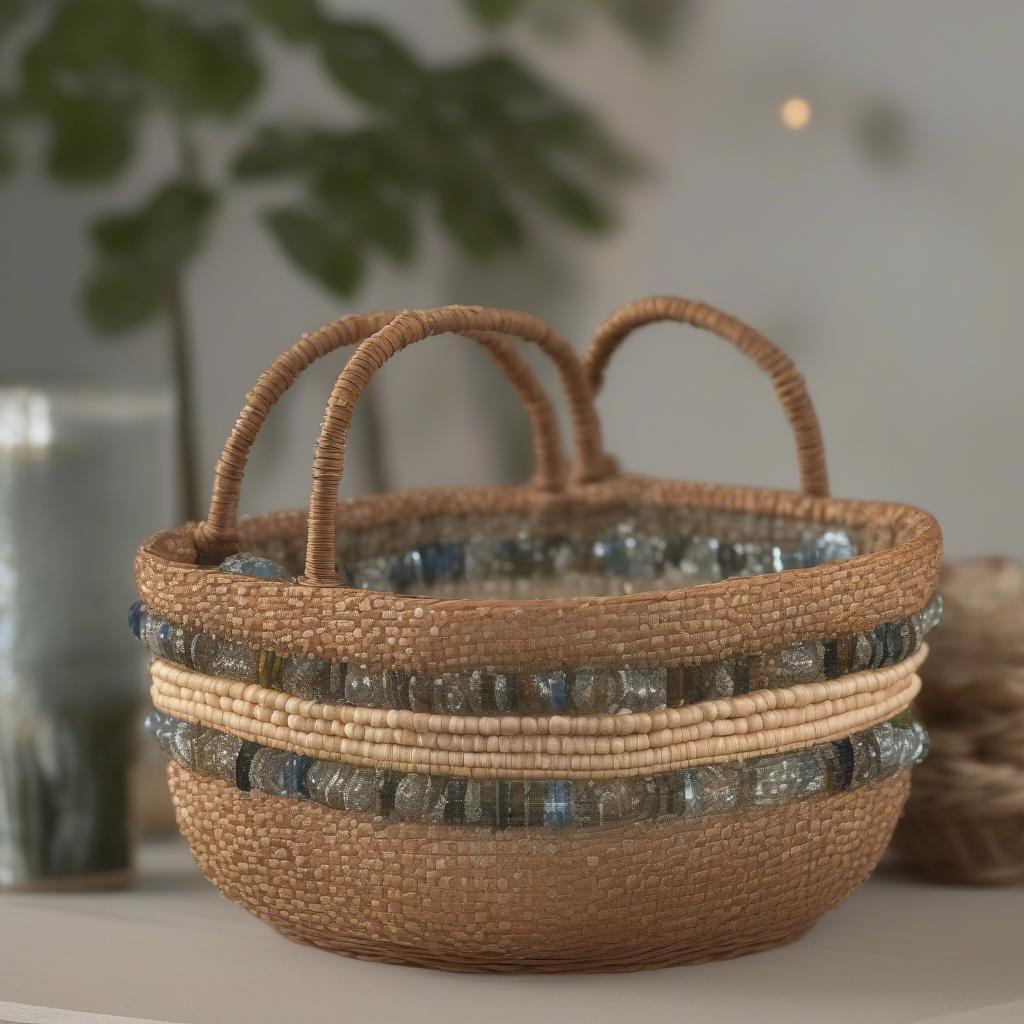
525,109,639,178
144,13,262,118
18,0,146,107
91,183,215,272
265,206,364,295
47,96,135,181
436,175,522,258
234,124,419,193
82,183,215,333
319,22,423,109
513,162,611,230
246,0,322,40
232,125,324,178
354,193,415,262
313,172,416,263
603,0,687,50
82,261,162,332
461,0,528,26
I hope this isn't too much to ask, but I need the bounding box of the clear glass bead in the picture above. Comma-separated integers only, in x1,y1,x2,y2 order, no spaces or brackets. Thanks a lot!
218,553,295,583
343,768,377,812
304,762,354,809
569,668,625,714
394,773,431,821
619,667,667,711
344,667,389,707
678,536,720,583
748,755,803,807
192,729,241,782
207,639,260,682
689,763,741,815
759,642,825,686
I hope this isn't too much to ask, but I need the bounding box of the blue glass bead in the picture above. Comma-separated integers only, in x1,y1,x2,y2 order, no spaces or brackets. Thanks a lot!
417,541,465,585
388,553,417,592
218,553,295,582
543,780,573,827
157,621,173,657
128,600,144,639
143,709,169,741
594,534,632,576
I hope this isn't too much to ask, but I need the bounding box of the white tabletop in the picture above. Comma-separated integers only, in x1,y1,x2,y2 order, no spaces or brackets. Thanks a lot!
1,838,1022,1024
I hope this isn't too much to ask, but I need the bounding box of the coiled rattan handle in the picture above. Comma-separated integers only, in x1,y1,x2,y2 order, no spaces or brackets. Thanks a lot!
194,310,571,564
303,305,610,586
583,296,830,497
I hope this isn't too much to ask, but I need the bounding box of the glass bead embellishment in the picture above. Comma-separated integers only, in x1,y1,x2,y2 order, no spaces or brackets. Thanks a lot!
148,709,927,830
132,588,940,716
218,553,295,582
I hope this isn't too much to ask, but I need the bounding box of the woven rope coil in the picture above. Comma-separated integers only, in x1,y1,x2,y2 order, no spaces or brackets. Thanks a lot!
149,646,924,777
895,558,1024,884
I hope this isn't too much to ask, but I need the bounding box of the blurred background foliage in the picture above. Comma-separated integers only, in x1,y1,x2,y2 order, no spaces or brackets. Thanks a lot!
0,0,681,516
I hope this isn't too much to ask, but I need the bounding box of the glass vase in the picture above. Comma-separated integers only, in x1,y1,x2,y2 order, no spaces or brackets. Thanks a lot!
0,386,172,888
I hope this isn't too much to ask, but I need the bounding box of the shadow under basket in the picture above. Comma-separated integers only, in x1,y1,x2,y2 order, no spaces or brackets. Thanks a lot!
135,300,942,971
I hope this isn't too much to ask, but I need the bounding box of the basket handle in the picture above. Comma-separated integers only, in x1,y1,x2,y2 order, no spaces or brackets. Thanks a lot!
302,305,610,586
194,310,574,564
582,296,830,497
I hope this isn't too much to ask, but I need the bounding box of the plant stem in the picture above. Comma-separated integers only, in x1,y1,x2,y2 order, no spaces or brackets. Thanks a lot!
169,115,202,522
165,272,202,522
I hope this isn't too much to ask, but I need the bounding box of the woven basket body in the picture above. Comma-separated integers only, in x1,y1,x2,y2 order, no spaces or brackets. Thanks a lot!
135,301,941,971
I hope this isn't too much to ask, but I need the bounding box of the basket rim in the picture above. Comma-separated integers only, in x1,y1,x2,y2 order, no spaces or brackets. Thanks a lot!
134,473,941,671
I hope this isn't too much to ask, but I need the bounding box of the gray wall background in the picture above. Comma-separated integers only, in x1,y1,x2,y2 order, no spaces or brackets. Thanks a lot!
2,0,1021,558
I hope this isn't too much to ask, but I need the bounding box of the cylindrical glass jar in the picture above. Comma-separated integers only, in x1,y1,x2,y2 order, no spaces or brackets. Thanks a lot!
0,386,172,888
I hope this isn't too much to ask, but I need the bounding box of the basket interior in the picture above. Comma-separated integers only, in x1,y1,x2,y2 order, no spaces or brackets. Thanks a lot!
250,501,867,600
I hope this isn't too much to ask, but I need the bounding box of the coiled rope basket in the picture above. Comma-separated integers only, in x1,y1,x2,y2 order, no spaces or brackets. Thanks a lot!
133,299,941,972
895,557,1024,884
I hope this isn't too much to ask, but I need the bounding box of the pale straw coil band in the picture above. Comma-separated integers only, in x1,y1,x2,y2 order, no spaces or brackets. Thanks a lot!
149,650,922,779
149,642,927,741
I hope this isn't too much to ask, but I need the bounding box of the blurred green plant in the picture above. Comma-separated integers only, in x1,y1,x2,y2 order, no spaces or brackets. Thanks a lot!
0,0,645,518
462,0,687,49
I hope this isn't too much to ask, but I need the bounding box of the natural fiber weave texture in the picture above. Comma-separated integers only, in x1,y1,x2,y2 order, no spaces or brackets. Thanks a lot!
135,476,940,674
169,762,909,972
137,297,941,970
584,296,830,497
895,558,1024,884
149,646,924,778
194,309,584,564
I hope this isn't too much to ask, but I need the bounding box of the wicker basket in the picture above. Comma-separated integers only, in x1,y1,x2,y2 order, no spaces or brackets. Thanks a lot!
134,299,941,972
895,557,1024,884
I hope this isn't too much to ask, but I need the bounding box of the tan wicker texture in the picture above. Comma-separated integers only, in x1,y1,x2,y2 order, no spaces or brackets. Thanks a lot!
584,296,830,497
194,310,573,564
136,298,942,970
136,475,940,673
169,762,909,973
895,558,1024,884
